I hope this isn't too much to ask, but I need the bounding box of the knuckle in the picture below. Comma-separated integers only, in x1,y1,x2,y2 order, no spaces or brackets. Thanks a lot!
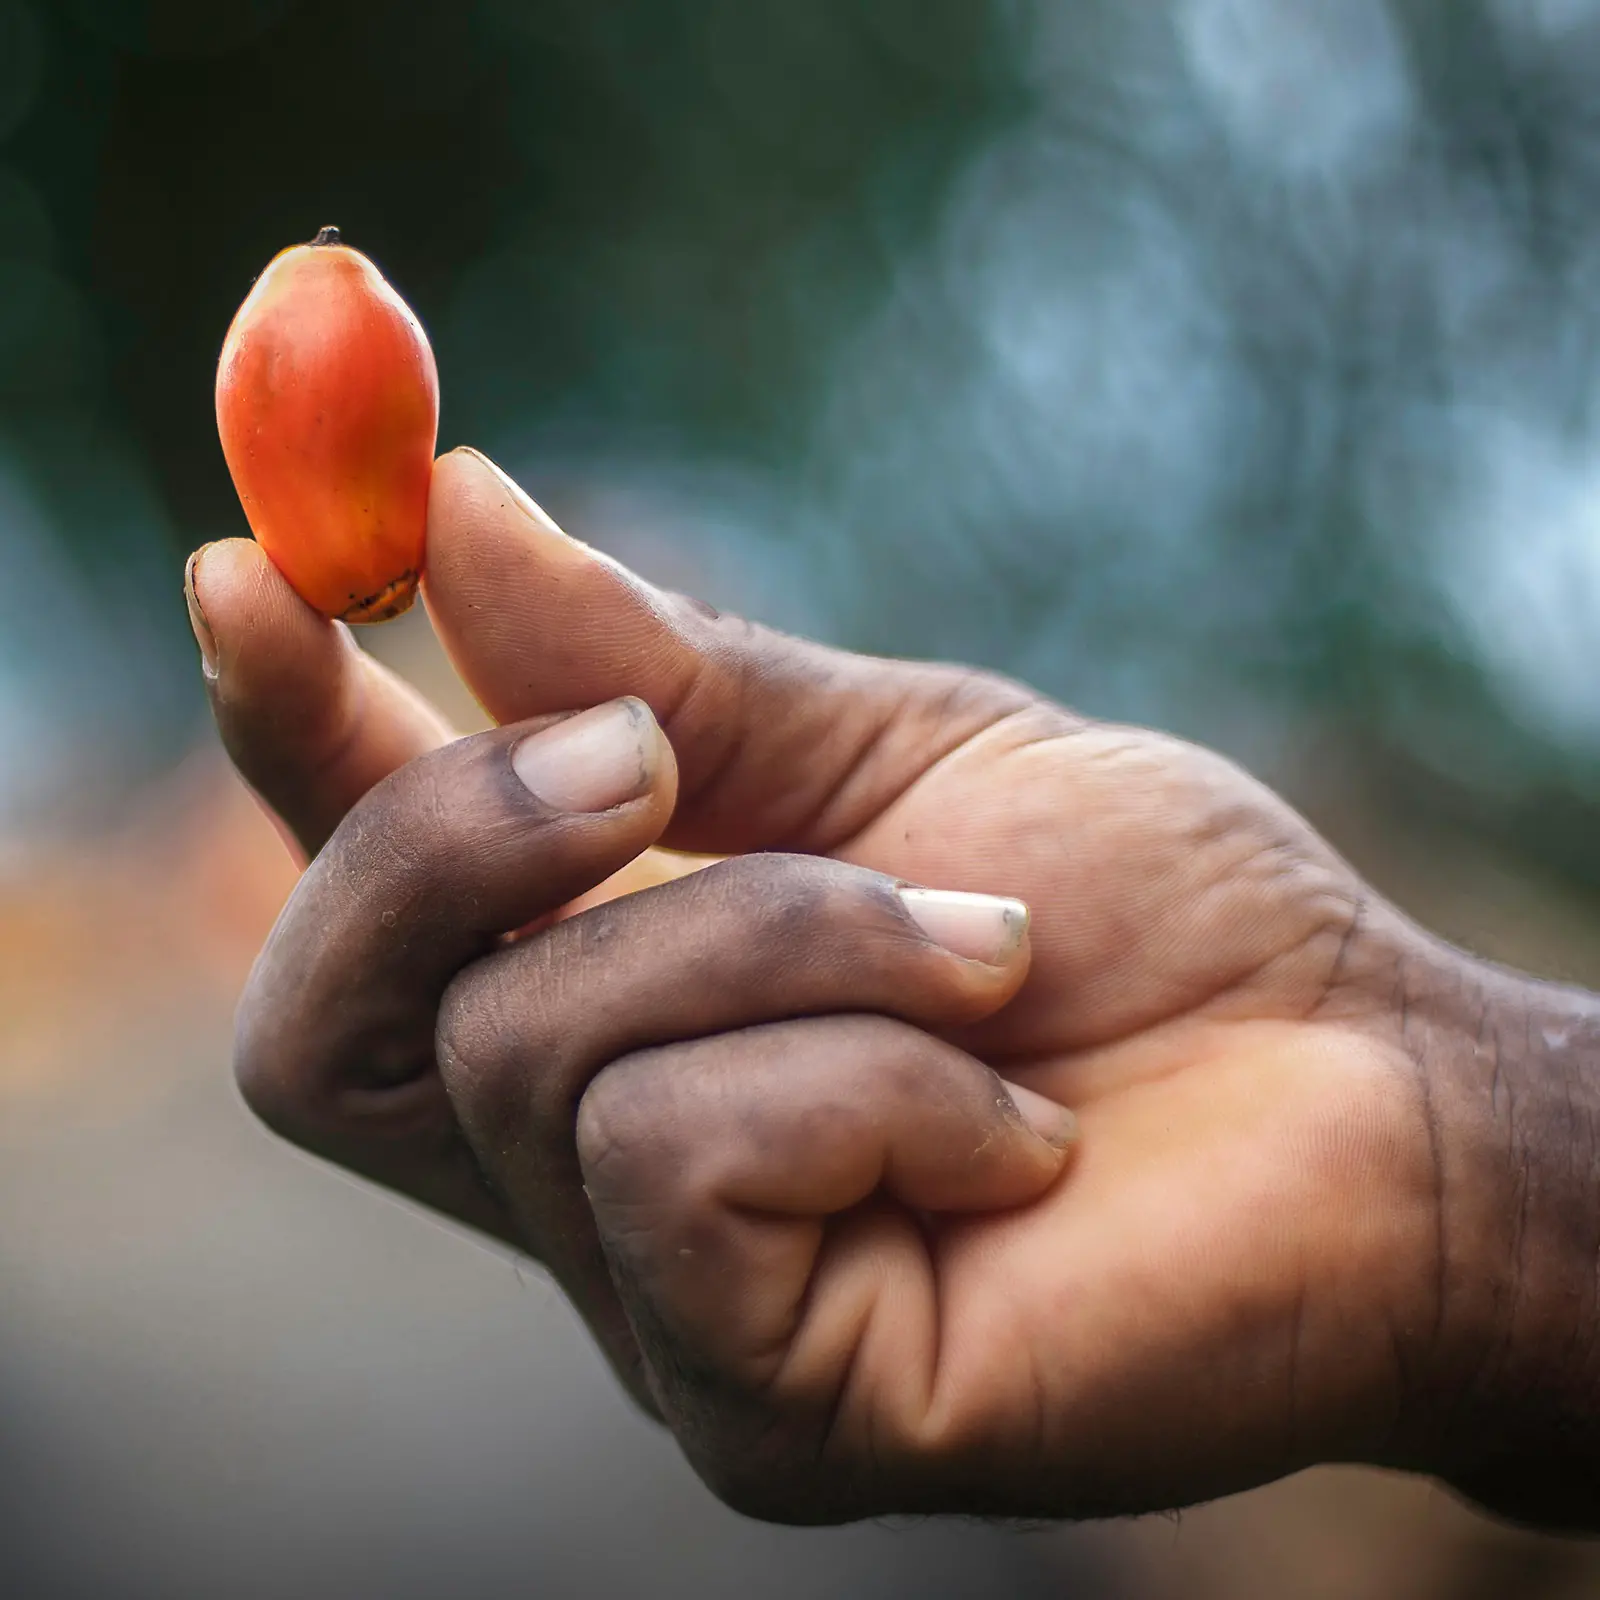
325,736,501,913
438,950,574,1140
232,994,311,1146
573,1074,635,1185
876,1026,940,1098
578,1052,743,1247
231,1043,285,1132
433,965,480,1088
576,1054,683,1196
708,853,885,949
516,965,580,1130
435,963,520,1117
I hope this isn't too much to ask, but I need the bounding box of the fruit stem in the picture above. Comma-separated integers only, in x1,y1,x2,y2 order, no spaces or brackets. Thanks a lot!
312,225,342,247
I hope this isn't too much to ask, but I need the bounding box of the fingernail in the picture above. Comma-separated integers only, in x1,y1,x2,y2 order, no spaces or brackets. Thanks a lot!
897,887,1029,966
999,1080,1079,1149
511,698,659,813
184,547,218,681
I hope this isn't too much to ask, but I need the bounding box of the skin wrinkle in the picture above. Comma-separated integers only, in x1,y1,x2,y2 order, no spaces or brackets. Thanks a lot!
679,1028,1061,1507
1481,982,1516,1420
1190,840,1353,1000
1315,885,1366,1009
1252,888,1366,1018
773,698,907,857
624,597,938,856
1107,857,1357,1044
645,613,719,767
717,1207,819,1378
1465,980,1531,1446
824,1243,889,1515
1405,955,1486,1470
775,1213,848,1402
335,1053,449,1123
1552,1037,1599,1400
1510,1070,1533,1396
1586,1105,1600,1385
1001,715,1092,759
829,703,1071,864
1375,1310,1411,1462
1400,951,1452,1376
677,713,752,824
785,673,1041,859
750,1218,900,1514
1430,977,1600,1522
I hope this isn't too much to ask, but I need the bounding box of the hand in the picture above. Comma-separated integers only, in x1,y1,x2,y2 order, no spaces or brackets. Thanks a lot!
191,448,1600,1529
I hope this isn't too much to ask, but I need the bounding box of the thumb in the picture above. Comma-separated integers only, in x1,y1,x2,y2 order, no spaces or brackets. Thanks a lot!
423,448,1039,856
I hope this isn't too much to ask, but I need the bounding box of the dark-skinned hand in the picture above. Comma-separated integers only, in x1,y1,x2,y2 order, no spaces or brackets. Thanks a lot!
187,448,1600,1530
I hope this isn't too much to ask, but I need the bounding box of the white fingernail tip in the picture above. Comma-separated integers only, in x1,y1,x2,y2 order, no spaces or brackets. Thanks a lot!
897,888,1030,965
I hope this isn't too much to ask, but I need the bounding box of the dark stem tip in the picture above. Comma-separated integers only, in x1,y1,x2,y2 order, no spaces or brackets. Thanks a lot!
311,225,342,247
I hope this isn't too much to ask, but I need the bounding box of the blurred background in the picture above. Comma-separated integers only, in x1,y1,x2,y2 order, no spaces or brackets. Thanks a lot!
4,0,1600,1594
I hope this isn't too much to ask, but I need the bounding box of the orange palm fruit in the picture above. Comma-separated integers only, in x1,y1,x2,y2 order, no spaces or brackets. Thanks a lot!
215,226,438,623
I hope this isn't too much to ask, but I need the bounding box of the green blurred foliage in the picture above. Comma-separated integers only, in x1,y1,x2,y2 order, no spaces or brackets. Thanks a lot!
10,0,1005,535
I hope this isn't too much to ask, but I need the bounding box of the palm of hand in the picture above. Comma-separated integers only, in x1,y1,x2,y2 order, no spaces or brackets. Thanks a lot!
790,714,1440,1514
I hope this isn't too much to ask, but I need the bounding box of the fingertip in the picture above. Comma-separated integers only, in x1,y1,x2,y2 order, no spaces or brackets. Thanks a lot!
897,888,1031,968
200,547,355,765
424,447,683,734
998,1079,1080,1154
885,885,1034,1034
429,445,535,534
193,538,321,691
184,543,220,680
435,444,554,519
507,695,679,818
193,536,327,648
425,445,592,589
622,692,678,775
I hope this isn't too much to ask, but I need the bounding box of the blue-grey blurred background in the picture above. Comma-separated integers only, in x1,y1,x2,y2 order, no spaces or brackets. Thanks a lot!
6,1,1600,1596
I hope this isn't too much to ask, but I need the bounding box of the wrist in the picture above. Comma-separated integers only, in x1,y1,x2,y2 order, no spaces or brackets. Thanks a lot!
1396,939,1600,1529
